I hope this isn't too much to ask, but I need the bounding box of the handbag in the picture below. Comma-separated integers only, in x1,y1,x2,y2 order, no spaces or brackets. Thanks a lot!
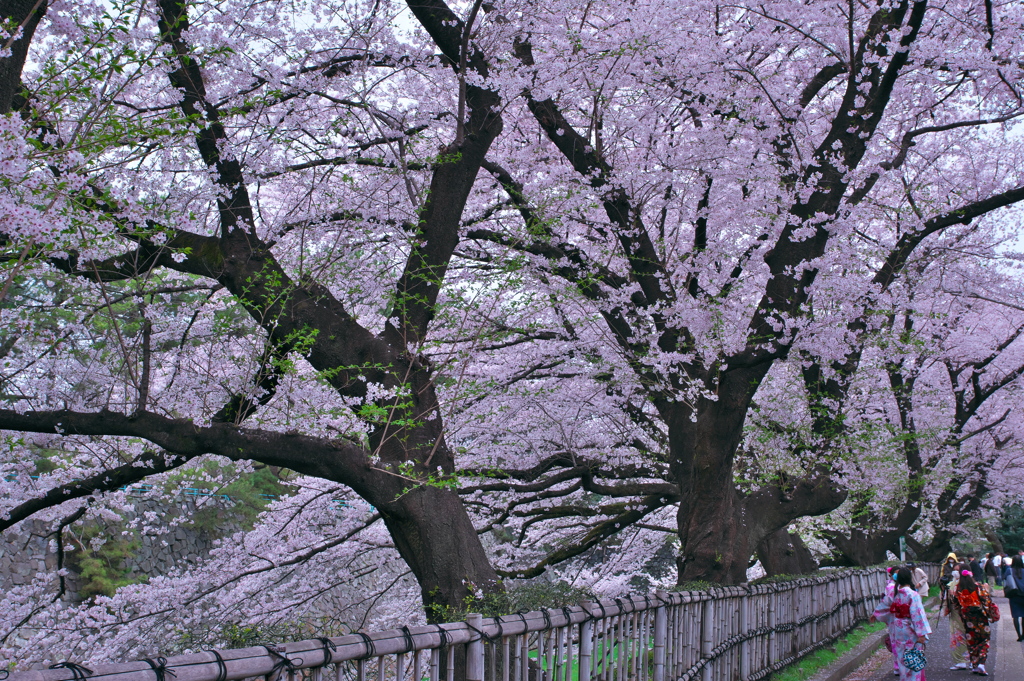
902,643,927,672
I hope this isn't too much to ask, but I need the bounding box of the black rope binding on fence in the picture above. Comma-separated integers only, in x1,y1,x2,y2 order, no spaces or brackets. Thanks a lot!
434,624,452,650
355,632,377,660
464,620,497,645
400,626,415,653
263,645,300,679
141,657,176,681
540,608,552,630
48,663,93,681
207,650,228,681
316,637,336,666
578,603,597,621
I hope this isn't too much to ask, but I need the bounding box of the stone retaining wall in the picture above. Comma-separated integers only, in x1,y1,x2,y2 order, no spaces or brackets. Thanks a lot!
0,496,240,600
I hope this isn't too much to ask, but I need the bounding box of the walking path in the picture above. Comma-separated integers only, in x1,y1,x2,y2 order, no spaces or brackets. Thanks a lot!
842,594,1022,680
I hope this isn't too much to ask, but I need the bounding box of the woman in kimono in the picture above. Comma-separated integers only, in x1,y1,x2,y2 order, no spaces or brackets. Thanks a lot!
882,567,900,675
871,567,931,681
942,569,969,670
954,572,994,675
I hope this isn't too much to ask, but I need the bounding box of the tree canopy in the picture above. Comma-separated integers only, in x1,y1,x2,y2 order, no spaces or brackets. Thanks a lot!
1,0,1023,666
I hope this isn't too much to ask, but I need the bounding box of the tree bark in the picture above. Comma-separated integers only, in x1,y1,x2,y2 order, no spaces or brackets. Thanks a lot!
905,532,955,563
382,486,499,618
671,385,846,583
826,527,902,566
824,495,923,567
757,528,819,576
984,530,1005,555
0,0,47,113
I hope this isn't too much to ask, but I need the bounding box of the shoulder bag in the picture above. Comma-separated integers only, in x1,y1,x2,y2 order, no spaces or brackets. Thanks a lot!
1005,570,1021,598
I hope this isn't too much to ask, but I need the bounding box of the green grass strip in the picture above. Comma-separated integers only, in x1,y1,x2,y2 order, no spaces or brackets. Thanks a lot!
770,621,886,681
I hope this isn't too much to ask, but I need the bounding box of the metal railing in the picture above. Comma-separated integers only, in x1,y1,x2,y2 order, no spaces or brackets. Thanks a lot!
9,565,937,681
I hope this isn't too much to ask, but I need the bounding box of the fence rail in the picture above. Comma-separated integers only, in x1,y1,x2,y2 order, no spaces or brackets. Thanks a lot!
10,565,938,681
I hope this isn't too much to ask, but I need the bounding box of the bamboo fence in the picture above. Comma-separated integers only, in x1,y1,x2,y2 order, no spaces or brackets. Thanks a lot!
8,564,939,681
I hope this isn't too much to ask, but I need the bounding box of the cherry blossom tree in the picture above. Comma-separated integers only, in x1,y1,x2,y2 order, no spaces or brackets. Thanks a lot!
458,0,1024,582
0,0,515,623
795,258,1024,565
4,0,1024,664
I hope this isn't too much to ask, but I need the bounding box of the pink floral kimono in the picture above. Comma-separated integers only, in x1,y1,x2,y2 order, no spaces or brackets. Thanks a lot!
873,585,932,681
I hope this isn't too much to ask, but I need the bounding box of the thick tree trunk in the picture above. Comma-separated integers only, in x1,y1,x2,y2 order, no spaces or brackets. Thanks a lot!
676,488,751,583
671,382,846,584
825,495,920,566
826,528,899,566
353,360,501,617
757,528,818,576
985,530,1005,555
0,0,47,113
381,485,500,619
905,531,955,563
675,471,844,584
671,387,754,584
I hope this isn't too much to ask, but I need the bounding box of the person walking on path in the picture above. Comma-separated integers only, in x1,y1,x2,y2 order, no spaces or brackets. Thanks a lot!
1003,554,1024,641
871,567,932,681
911,563,929,597
968,554,985,583
940,552,959,602
954,572,996,675
942,568,970,670
993,552,1005,587
881,567,901,676
984,553,997,586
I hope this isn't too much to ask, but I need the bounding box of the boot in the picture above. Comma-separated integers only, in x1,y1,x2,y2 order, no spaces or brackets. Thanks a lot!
1016,617,1024,641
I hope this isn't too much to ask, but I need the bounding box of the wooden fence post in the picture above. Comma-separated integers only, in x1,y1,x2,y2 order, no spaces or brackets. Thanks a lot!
809,582,817,646
702,598,714,681
467,613,484,681
832,577,839,633
739,591,750,681
837,576,844,632
790,586,798,657
580,619,593,681
654,593,667,681
848,575,856,626
848,575,855,627
831,578,839,635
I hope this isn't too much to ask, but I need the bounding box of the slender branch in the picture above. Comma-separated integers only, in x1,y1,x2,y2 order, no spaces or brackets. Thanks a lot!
497,494,669,579
0,448,197,534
